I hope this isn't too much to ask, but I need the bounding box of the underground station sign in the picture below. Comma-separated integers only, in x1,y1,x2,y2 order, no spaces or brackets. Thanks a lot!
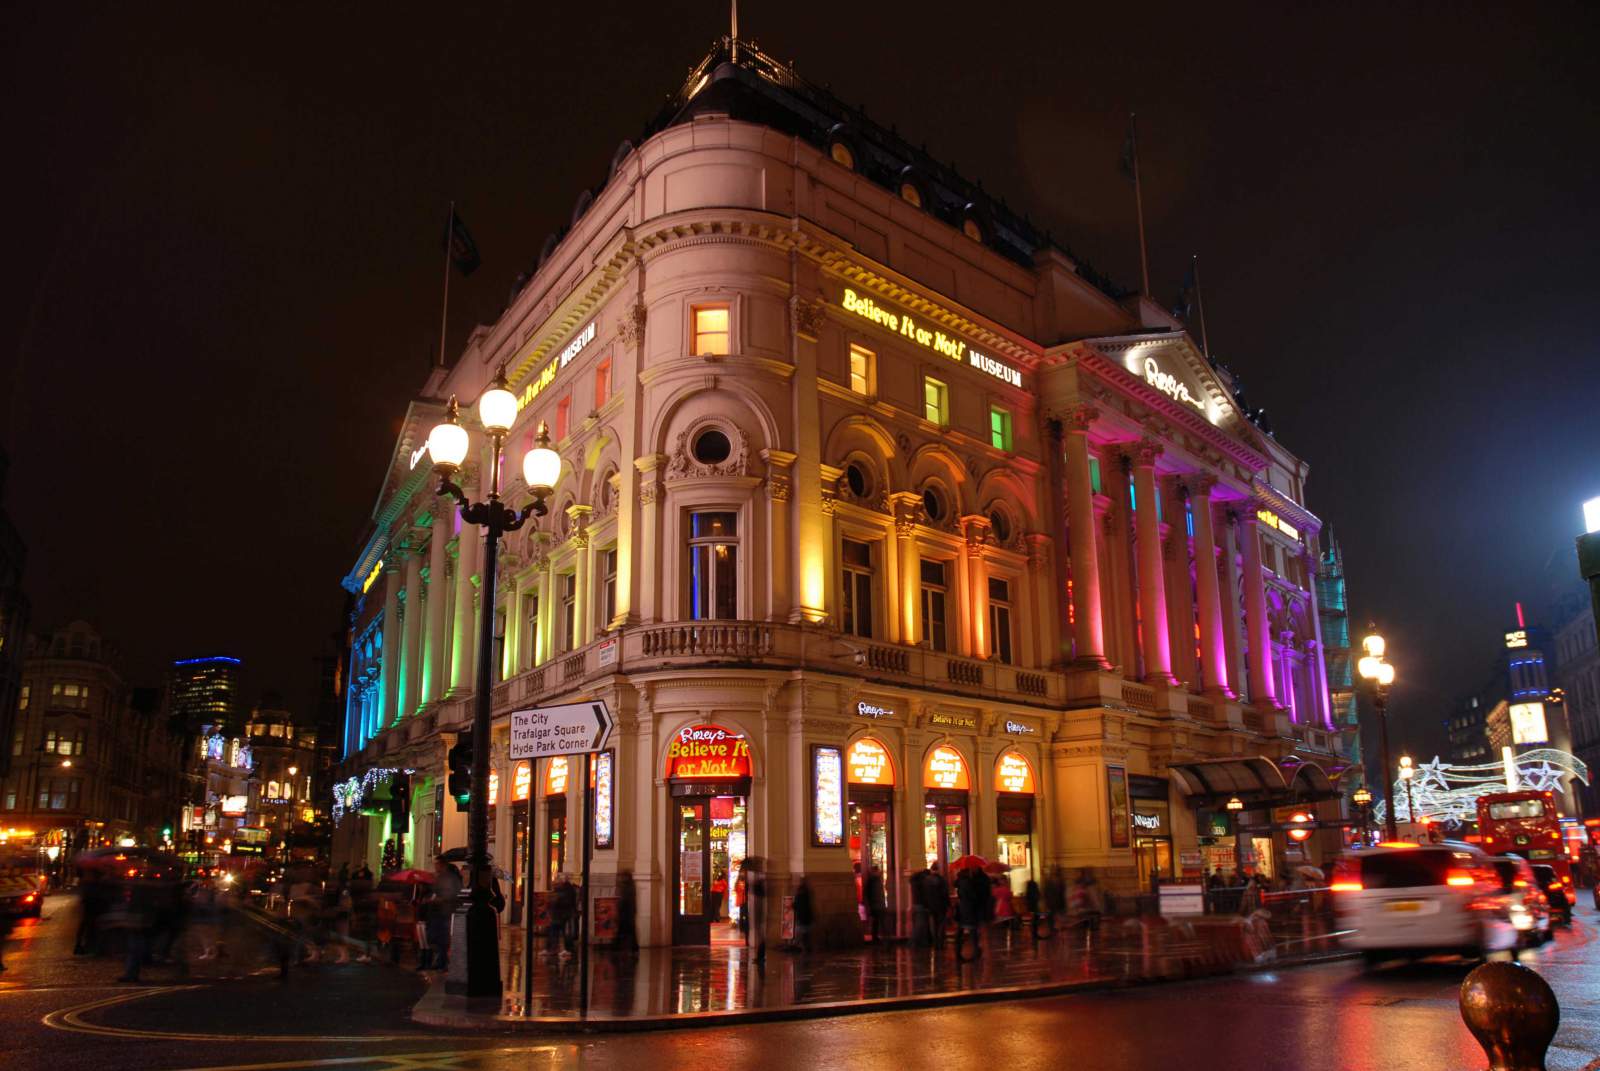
509,700,614,760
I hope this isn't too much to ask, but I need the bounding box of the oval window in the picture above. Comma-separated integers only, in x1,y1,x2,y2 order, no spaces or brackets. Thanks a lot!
845,461,870,498
831,142,856,170
989,509,1010,543
922,486,944,522
899,182,923,209
693,429,732,465
962,217,984,242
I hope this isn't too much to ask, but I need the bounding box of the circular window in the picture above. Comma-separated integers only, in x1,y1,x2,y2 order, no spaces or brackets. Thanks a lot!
899,182,923,209
989,509,1010,543
692,429,731,465
962,218,984,242
845,461,871,498
922,486,944,522
831,142,855,170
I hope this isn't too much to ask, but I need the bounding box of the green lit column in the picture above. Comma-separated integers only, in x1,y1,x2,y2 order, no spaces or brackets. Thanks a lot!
380,560,402,728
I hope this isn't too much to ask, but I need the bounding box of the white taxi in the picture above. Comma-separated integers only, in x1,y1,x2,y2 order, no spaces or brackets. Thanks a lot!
1332,841,1517,966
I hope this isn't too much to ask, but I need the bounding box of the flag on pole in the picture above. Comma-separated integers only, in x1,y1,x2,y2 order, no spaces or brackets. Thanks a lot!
1173,258,1197,321
444,208,481,276
1119,118,1138,183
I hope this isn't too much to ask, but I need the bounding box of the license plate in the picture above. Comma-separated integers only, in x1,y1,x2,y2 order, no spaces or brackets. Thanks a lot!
1385,900,1424,912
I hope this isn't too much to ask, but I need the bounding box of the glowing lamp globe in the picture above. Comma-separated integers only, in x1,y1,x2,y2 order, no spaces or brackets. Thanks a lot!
1361,632,1386,659
1357,655,1381,681
1376,662,1395,687
522,423,561,495
1585,496,1600,535
427,419,469,471
478,376,518,435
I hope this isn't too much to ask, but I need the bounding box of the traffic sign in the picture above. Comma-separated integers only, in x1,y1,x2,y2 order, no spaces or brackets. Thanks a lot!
509,700,614,760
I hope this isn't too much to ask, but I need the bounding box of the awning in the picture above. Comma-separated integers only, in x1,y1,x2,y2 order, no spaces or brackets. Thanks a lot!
1168,756,1341,804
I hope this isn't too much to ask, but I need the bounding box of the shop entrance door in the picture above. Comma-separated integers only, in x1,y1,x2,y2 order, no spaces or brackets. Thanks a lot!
849,795,895,928
547,796,567,883
671,792,748,945
1134,837,1173,892
923,796,969,871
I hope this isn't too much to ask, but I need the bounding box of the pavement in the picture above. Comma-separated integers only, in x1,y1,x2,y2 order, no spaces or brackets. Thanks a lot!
4,893,1600,1070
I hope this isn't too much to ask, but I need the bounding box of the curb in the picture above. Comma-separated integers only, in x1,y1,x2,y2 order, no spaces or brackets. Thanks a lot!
410,949,1359,1034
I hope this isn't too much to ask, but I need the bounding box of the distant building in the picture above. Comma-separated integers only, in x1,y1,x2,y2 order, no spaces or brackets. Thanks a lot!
244,700,318,864
1316,534,1359,773
168,656,243,735
1553,589,1600,815
0,447,29,787
1447,694,1493,766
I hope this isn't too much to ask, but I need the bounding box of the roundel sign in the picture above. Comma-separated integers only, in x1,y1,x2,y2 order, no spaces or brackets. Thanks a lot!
665,723,753,780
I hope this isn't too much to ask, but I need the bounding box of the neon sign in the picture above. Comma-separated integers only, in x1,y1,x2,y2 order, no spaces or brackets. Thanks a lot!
925,745,970,791
665,724,753,779
1505,630,1528,649
516,321,596,411
996,752,1035,794
856,701,895,719
840,289,1021,387
847,738,893,785
1140,357,1205,413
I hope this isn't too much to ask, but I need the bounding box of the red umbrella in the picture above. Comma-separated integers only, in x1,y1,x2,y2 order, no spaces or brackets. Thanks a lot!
982,861,1008,876
949,854,989,873
384,868,436,885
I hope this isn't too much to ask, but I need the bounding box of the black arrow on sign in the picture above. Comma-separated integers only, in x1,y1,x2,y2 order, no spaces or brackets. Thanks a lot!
590,702,612,750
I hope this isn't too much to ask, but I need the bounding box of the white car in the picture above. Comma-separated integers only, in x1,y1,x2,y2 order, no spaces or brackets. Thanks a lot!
1332,841,1517,965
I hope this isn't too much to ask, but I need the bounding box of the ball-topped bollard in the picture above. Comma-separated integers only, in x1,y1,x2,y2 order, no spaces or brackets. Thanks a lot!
1459,961,1559,1071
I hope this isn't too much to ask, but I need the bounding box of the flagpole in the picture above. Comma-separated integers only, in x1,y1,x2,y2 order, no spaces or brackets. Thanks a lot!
1130,114,1151,298
438,200,454,369
1192,255,1211,359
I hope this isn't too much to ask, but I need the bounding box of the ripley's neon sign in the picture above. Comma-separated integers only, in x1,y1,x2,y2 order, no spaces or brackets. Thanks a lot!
1140,357,1206,413
840,289,1022,387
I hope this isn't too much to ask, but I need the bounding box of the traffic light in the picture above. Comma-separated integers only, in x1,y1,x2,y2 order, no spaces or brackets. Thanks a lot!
389,771,411,827
448,731,474,810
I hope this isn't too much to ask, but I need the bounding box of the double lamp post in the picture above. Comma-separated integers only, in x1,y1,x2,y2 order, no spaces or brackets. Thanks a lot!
426,368,561,1001
1357,624,1400,841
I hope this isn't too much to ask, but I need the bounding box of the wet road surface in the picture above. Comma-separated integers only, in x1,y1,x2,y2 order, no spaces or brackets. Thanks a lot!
5,894,1599,1071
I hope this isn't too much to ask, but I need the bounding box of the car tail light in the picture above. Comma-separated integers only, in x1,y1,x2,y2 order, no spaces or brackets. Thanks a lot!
22,893,35,903
1330,881,1363,892
1514,879,1529,887
1446,869,1477,887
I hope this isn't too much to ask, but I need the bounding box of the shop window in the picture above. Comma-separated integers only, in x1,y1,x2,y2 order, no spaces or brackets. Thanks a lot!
555,396,571,441
849,344,874,396
560,573,577,652
841,538,875,638
923,376,948,426
594,358,612,409
988,576,1014,664
600,547,619,627
688,511,739,620
920,559,949,652
693,305,730,356
989,405,1012,451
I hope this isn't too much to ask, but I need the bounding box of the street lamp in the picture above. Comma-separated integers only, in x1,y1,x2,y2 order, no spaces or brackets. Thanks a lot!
1399,755,1416,828
1225,796,1246,877
1351,785,1373,845
1357,624,1399,841
1577,497,1600,666
427,367,560,1001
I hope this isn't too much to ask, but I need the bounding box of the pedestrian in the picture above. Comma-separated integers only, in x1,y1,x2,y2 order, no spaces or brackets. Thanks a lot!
1023,876,1043,939
733,867,748,935
925,864,950,948
549,873,577,957
116,875,157,983
954,866,991,961
1070,867,1104,940
862,865,888,943
992,874,1015,942
744,857,768,965
792,875,815,952
75,867,110,956
615,870,639,954
1043,866,1067,933
426,859,461,971
908,866,930,947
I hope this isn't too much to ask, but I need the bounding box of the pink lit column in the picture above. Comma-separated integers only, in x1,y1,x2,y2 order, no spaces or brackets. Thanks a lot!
1239,510,1276,707
1187,477,1230,697
1063,407,1107,667
1301,545,1334,728
1130,440,1175,684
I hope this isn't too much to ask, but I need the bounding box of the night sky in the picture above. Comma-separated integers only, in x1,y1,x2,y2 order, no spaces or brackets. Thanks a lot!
4,4,1597,755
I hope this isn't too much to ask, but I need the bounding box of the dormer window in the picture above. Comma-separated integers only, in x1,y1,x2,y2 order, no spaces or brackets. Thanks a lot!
831,142,856,170
962,217,984,242
899,181,923,209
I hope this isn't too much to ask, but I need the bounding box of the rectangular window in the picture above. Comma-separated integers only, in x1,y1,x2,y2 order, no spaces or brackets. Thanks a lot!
988,577,1014,664
920,558,949,652
555,396,571,441
524,591,540,668
693,305,730,356
923,377,948,426
2,790,14,810
561,574,577,653
44,729,57,754
848,344,874,396
989,405,1012,451
595,358,612,409
600,547,619,628
51,682,88,709
17,684,26,710
1089,456,1102,496
688,511,739,620
9,730,21,757
841,538,875,638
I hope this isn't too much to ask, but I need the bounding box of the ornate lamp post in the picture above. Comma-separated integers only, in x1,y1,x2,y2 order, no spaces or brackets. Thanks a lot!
1399,754,1416,828
426,368,561,1001
1352,785,1373,844
1226,795,1246,878
1357,625,1398,841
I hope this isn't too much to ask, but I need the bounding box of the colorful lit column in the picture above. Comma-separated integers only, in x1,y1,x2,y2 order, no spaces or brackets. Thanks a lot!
965,519,989,659
1219,512,1248,702
380,561,402,727
762,449,796,621
424,504,450,704
1063,407,1107,667
401,542,424,716
1300,545,1334,728
448,471,479,695
1239,511,1276,707
1130,440,1175,684
570,505,592,648
1160,476,1196,689
892,493,921,645
1187,477,1230,697
634,454,665,623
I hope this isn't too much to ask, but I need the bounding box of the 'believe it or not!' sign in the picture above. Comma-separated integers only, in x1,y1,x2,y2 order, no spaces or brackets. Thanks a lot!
509,701,614,760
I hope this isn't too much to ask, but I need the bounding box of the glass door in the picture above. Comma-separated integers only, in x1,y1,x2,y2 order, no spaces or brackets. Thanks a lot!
547,796,567,883
851,800,895,932
923,803,968,869
673,800,711,944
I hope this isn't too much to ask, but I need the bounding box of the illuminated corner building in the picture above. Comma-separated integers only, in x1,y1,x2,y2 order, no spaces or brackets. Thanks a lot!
245,699,319,864
1495,613,1578,813
1315,533,1358,769
169,655,242,735
334,37,1343,950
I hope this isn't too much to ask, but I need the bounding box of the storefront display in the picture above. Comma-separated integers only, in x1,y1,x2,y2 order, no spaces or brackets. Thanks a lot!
923,745,970,870
846,737,896,929
593,749,614,849
666,723,753,945
995,751,1037,894
813,745,844,846
544,757,566,883
1130,776,1174,891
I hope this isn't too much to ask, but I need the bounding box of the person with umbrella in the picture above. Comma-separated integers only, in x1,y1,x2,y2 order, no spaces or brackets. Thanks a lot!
953,858,992,961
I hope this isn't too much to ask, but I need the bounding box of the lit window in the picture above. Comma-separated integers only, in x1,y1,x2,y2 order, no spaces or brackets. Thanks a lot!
831,142,855,170
595,358,612,409
17,685,26,711
923,377,948,426
849,345,874,396
555,396,571,441
693,306,730,356
523,591,540,669
561,573,578,653
688,511,739,620
1089,456,1102,496
988,577,1014,664
920,559,949,652
962,217,983,242
841,539,875,639
989,405,1012,451
9,730,21,757
600,547,619,627
900,182,923,208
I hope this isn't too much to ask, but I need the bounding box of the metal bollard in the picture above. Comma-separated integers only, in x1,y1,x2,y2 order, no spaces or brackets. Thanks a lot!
1458,961,1559,1071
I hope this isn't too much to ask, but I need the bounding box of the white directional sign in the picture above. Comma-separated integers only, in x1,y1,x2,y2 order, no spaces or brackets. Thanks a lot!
509,700,614,760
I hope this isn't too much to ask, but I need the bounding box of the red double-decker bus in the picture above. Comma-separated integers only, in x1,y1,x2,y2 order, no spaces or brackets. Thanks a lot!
1478,790,1573,892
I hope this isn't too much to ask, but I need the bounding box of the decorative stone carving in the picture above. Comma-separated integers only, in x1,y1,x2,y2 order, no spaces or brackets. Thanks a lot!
667,425,749,479
791,296,826,341
1130,438,1164,467
1067,404,1100,434
768,475,792,502
638,482,659,507
1185,473,1219,497
616,300,647,348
